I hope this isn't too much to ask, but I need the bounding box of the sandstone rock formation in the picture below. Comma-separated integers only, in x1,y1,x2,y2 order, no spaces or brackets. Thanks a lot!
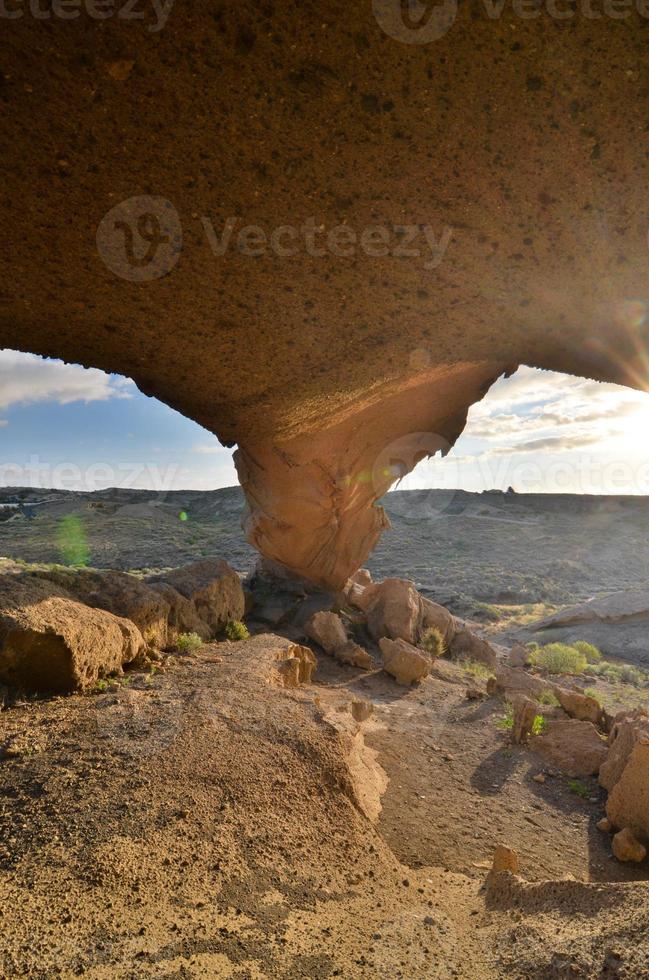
554,687,604,728
512,696,539,745
0,576,145,692
379,637,431,686
304,611,348,655
532,719,608,778
4,10,649,588
147,581,212,642
334,641,373,670
600,710,649,792
612,827,647,864
273,644,317,688
448,628,497,670
35,568,170,649
605,724,649,844
149,561,244,637
366,579,423,645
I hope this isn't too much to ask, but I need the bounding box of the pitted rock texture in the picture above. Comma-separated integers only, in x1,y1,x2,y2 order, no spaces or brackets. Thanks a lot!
3,8,649,586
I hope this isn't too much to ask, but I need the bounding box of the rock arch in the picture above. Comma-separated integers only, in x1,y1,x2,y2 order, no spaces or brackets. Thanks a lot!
2,5,648,587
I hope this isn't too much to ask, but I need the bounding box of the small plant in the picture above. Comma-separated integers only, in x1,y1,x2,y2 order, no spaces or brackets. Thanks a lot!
473,602,500,622
567,778,590,799
573,640,603,664
537,690,560,707
529,643,587,676
530,714,547,736
420,626,445,658
461,659,495,681
496,703,514,731
224,620,249,642
94,678,109,693
584,687,602,705
176,632,203,654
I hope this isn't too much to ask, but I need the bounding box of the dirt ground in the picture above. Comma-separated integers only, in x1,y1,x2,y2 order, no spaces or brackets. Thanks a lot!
2,636,649,978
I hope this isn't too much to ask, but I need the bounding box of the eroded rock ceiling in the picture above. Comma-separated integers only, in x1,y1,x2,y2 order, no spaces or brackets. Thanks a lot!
2,2,649,585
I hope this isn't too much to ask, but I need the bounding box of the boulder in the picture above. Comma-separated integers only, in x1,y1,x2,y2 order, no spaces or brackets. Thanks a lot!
344,569,375,612
304,610,347,655
36,567,170,649
489,665,555,701
512,696,539,745
367,578,422,644
351,699,374,723
606,740,649,843
273,643,317,688
335,641,373,670
420,597,457,645
448,628,497,670
0,575,145,692
612,827,647,864
600,710,649,791
554,686,604,727
148,581,211,641
531,719,608,777
491,845,519,875
148,560,244,636
379,637,431,686
508,643,530,668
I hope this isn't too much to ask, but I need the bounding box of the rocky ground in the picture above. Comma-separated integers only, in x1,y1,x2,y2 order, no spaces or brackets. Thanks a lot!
2,487,649,977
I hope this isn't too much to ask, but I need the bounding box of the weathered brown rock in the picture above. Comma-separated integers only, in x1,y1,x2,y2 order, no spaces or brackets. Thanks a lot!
148,581,211,642
36,568,170,649
554,686,604,727
508,643,530,668
491,845,519,875
379,637,430,686
149,561,244,637
448,628,497,670
490,665,554,701
600,710,649,792
512,696,539,745
273,644,317,688
304,611,347,655
335,641,373,670
420,598,457,645
531,719,608,777
612,827,647,864
606,740,649,844
4,11,649,590
0,575,145,692
366,579,422,645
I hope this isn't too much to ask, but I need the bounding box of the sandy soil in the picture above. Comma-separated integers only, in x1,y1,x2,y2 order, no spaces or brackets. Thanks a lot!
2,636,649,978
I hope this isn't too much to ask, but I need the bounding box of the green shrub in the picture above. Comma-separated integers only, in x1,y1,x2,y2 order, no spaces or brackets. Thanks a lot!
531,714,547,736
567,778,590,799
537,690,560,707
461,659,495,681
176,632,203,654
572,641,603,664
584,687,602,705
525,641,540,653
529,643,587,676
420,626,445,658
224,620,249,642
496,703,514,731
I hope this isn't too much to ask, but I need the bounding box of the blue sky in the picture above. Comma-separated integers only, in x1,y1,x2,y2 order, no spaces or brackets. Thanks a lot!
2,349,649,494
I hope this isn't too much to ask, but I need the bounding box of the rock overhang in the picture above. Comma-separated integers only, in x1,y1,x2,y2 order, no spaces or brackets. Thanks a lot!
2,3,649,585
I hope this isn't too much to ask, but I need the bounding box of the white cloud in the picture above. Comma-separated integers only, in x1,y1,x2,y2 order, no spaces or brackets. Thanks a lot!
192,443,223,455
0,350,134,410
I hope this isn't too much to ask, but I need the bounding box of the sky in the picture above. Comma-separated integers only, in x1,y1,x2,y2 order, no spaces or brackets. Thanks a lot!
1,349,649,495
